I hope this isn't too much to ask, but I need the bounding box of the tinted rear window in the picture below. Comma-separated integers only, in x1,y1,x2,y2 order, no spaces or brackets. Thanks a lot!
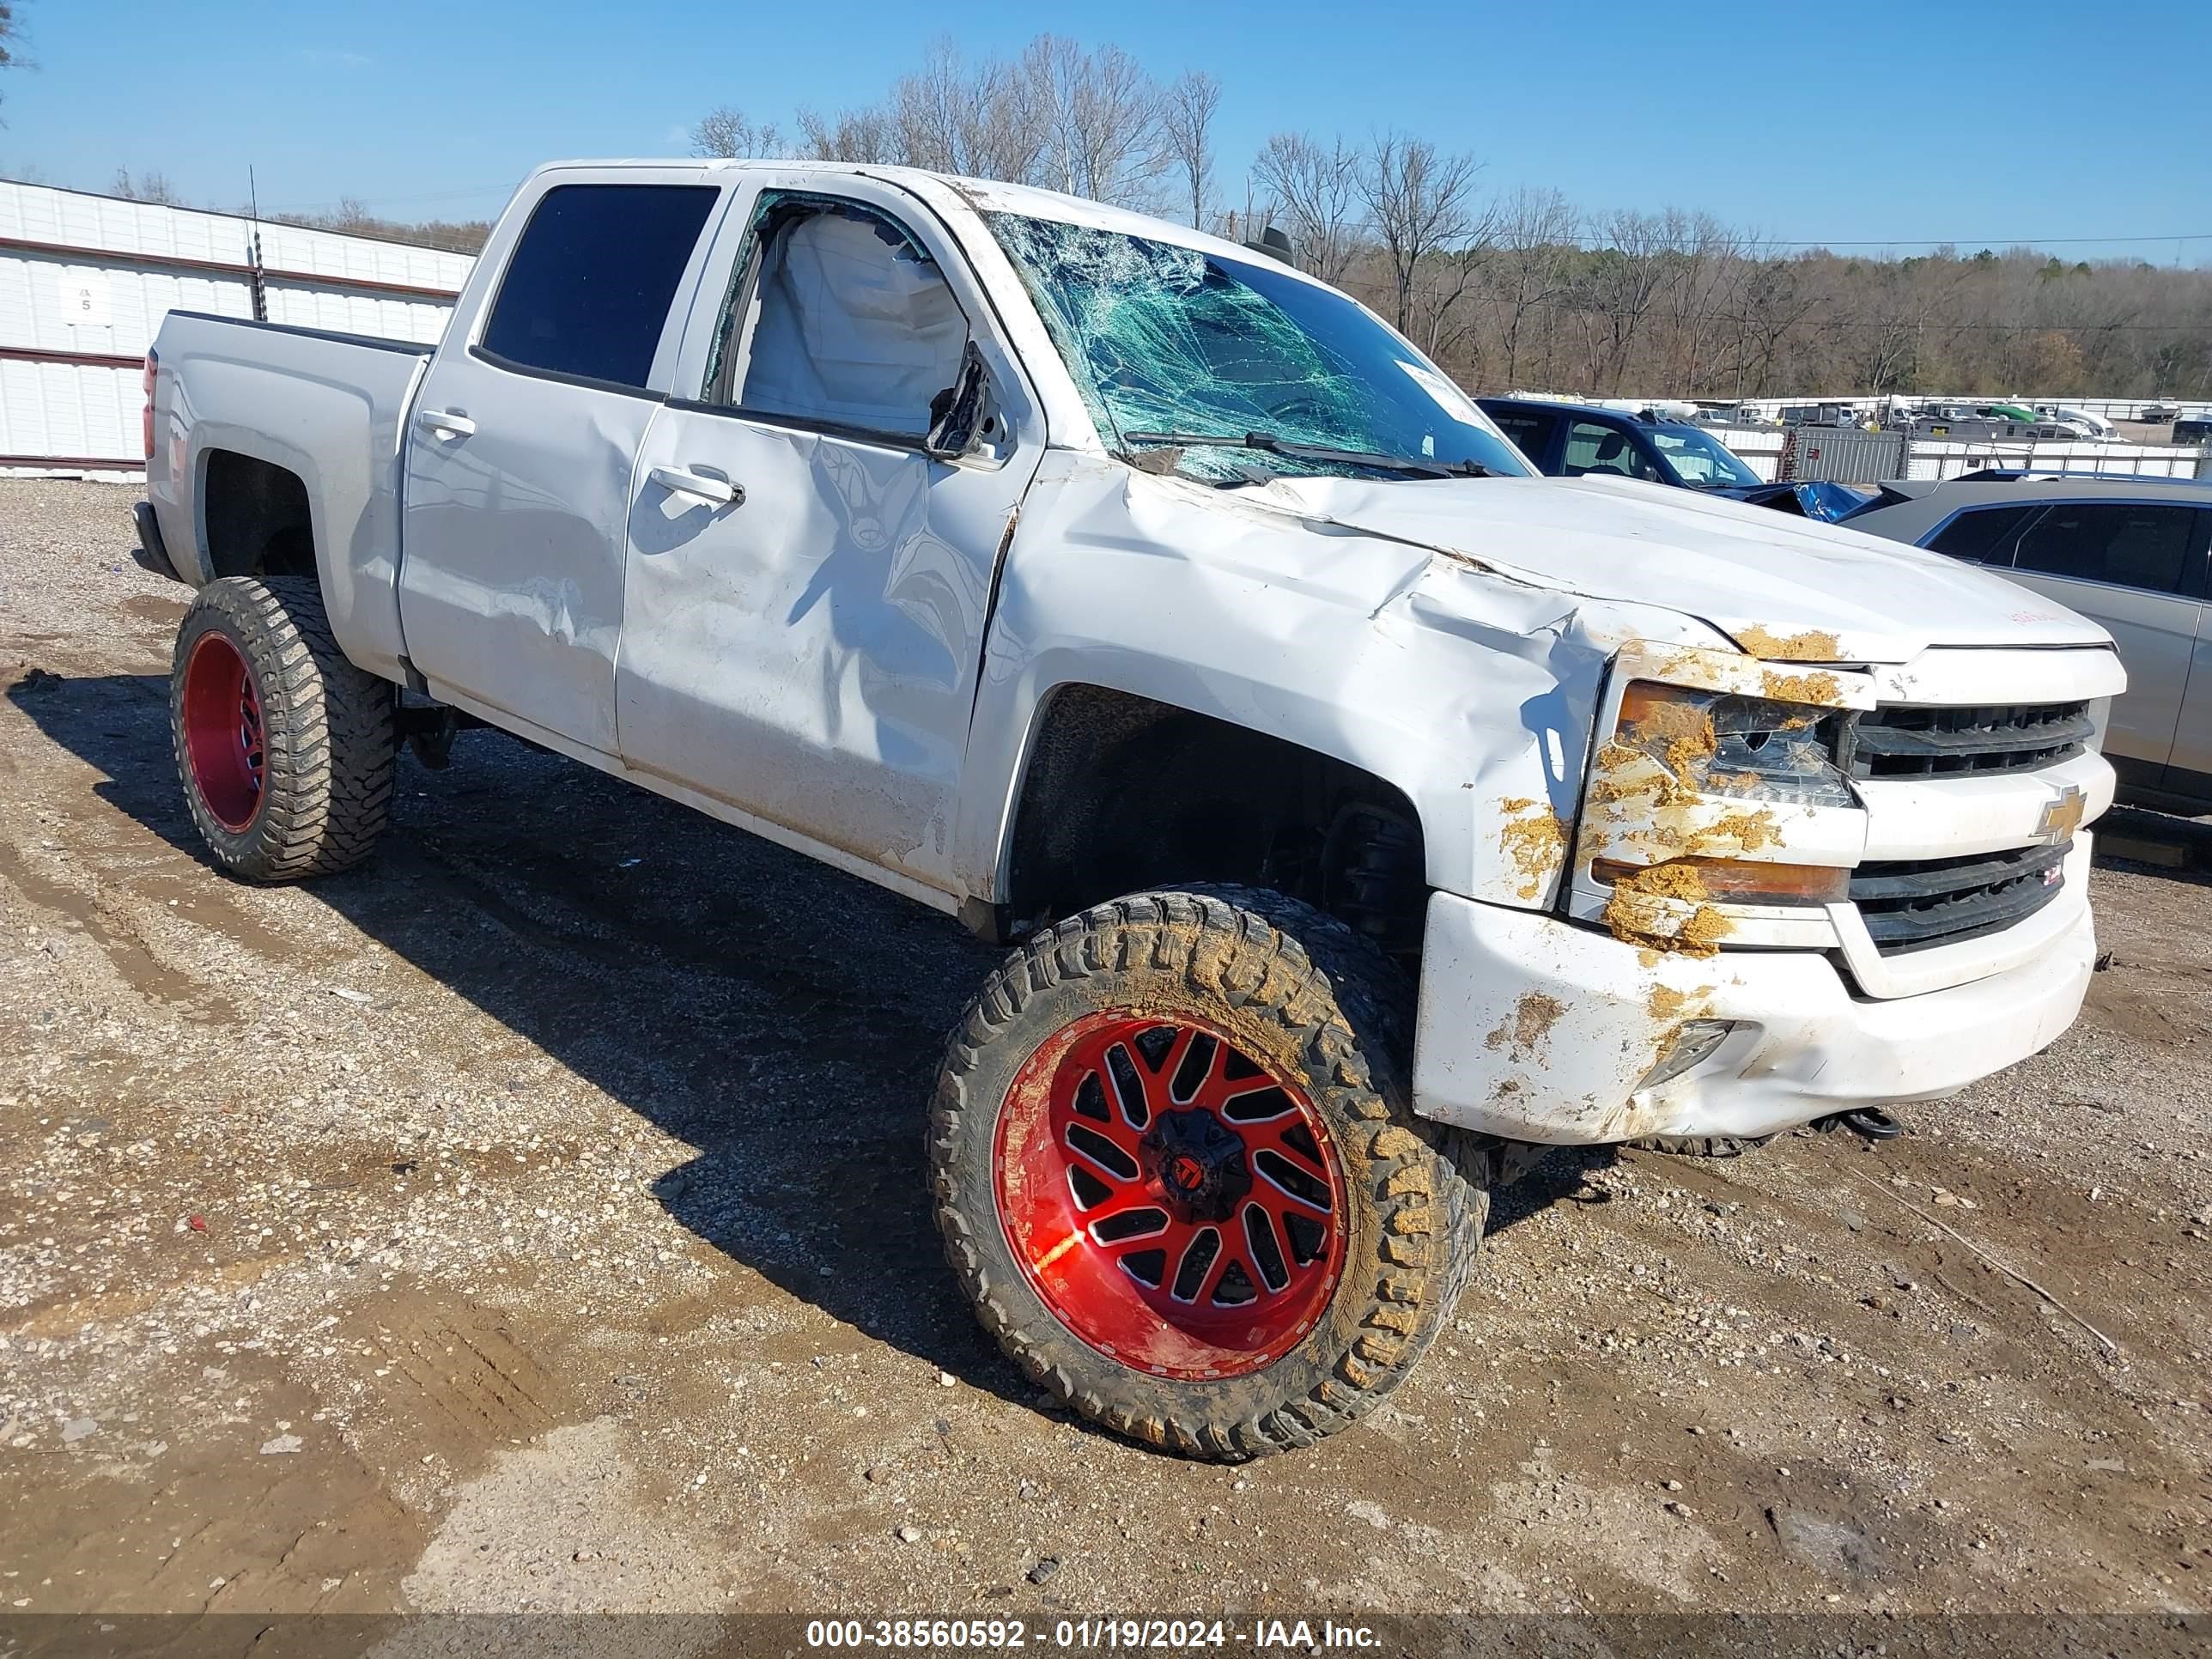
481,184,719,390
1486,410,1560,465
2014,502,2201,594
1927,503,2041,563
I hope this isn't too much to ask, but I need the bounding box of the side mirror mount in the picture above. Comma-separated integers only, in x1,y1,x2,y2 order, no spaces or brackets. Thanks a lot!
925,340,991,460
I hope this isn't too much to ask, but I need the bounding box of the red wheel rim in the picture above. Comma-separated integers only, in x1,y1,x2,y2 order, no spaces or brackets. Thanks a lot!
994,1010,1348,1380
181,631,265,831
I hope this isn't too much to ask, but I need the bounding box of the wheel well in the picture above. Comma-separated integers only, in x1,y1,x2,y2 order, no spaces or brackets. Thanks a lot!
1000,685,1429,960
202,451,316,580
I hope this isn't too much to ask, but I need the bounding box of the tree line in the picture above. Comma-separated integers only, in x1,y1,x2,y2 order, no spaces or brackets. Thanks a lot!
680,33,2211,403
70,28,2212,401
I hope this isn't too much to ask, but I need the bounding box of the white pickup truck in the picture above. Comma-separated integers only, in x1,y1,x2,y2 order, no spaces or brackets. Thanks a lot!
138,159,2124,1460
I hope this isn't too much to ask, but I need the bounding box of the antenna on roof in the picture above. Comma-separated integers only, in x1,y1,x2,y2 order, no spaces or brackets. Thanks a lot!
246,166,268,323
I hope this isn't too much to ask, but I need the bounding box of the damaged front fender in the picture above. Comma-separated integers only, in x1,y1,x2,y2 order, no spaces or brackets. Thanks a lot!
955,451,1735,912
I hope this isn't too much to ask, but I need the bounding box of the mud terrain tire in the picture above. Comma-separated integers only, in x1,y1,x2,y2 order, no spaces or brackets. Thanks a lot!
930,885,1485,1460
170,575,397,881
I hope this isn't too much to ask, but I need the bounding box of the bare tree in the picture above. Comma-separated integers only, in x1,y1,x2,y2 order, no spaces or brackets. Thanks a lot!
1250,131,1363,286
689,105,781,160
795,105,898,165
1359,131,1487,333
1030,36,1162,207
1844,252,1942,392
111,167,184,204
887,36,1049,185
1407,248,1487,373
1716,237,1820,396
1576,210,1674,392
0,1,22,119
1651,210,1738,389
1483,187,1578,388
1157,70,1221,228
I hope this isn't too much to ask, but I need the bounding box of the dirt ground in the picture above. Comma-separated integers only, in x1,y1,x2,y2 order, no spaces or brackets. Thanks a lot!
1,480,2208,1626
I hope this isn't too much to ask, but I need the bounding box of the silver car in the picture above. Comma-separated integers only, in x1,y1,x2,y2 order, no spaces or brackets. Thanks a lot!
1846,475,2212,813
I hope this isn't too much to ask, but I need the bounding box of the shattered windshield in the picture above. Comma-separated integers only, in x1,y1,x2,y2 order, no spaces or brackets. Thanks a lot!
988,212,1531,484
1650,426,1762,489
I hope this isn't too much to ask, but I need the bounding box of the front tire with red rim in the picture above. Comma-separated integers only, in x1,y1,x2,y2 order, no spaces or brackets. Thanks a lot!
170,575,398,881
931,886,1486,1459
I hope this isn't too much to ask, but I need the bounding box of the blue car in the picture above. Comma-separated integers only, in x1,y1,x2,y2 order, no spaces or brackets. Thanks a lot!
1476,397,1870,521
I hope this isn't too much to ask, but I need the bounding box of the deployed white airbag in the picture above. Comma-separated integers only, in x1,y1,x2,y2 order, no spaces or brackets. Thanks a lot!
739,209,968,438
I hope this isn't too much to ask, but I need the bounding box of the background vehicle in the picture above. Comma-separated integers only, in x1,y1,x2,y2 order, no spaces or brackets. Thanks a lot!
1478,396,1765,489
1477,396,1870,520
1774,403,1863,428
140,157,2125,1462
1904,411,2084,443
2042,405,2118,441
1844,476,2211,812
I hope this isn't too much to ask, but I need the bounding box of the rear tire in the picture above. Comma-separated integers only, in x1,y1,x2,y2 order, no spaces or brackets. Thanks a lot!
929,885,1485,1460
170,575,397,881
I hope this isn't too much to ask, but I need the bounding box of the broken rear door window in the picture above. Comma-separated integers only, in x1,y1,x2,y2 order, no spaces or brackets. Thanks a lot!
705,193,969,441
987,212,1529,483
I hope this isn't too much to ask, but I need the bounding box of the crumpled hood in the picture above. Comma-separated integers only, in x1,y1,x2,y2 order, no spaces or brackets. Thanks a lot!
1246,471,2112,663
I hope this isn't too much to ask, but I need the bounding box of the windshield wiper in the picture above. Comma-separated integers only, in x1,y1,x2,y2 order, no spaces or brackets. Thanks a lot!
1121,430,1495,479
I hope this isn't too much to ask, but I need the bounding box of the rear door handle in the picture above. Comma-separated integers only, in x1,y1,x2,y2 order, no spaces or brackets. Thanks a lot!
648,465,742,507
416,407,476,439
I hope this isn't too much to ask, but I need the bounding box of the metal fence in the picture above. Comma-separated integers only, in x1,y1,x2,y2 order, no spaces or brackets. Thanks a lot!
1775,428,1910,483
1733,394,2212,424
1,179,472,479
1707,427,1785,481
1903,439,2211,482
1709,425,2208,485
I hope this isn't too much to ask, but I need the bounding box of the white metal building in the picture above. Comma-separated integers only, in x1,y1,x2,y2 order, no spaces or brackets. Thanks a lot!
0,179,473,479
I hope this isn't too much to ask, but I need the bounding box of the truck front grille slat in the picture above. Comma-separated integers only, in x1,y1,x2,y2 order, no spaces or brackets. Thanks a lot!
1849,842,2069,955
1851,700,2091,780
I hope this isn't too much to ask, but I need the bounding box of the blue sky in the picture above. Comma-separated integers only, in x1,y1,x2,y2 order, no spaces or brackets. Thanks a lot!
4,0,2209,262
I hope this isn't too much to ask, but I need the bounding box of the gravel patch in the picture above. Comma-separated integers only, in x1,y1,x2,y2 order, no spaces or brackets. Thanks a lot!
1,479,2206,1617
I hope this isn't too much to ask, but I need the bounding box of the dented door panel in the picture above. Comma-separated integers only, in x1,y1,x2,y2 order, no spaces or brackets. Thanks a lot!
618,411,1032,888
401,383,656,755
396,163,730,757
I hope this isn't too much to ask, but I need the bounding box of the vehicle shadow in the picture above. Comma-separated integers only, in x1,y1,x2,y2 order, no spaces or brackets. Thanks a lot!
7,668,1578,1407
2091,805,2212,889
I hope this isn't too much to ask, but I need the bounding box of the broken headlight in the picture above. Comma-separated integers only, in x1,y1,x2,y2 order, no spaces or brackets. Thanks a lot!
1614,682,1856,809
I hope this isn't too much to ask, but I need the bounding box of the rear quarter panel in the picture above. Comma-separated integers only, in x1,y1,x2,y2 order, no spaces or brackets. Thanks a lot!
151,313,430,682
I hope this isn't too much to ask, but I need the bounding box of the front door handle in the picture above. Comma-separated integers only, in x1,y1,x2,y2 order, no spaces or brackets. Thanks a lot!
648,465,742,507
416,407,477,439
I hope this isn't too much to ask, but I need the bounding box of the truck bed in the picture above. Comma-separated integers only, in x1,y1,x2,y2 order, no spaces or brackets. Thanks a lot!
147,310,433,684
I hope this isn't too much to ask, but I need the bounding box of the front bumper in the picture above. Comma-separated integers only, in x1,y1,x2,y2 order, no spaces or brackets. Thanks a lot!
1410,880,2096,1145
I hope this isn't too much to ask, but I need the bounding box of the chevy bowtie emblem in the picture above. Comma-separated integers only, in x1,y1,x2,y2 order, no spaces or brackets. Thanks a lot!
2034,784,2086,846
